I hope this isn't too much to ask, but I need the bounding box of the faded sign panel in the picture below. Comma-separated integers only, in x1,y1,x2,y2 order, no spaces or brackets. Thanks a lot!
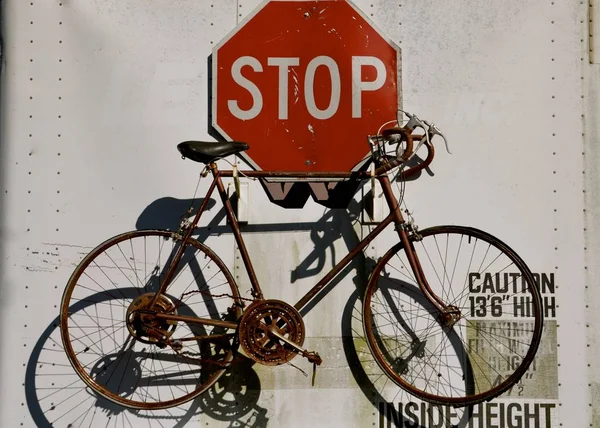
467,320,558,400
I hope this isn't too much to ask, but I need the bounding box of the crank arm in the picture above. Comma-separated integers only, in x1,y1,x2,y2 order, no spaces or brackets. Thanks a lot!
267,327,323,365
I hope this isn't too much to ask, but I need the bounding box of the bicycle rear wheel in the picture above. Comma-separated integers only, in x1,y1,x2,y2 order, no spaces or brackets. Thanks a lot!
60,229,242,410
363,226,543,406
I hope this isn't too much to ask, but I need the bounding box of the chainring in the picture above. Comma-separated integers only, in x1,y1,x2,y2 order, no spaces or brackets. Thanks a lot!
238,299,305,366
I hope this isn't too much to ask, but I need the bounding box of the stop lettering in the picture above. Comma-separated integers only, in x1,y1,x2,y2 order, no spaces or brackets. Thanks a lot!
228,55,387,121
213,0,401,173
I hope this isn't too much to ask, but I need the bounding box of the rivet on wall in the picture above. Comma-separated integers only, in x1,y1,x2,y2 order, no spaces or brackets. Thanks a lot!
548,6,565,424
57,11,64,234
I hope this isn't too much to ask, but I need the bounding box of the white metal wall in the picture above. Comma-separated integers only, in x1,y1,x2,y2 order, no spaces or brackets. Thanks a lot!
0,0,591,427
583,1,600,427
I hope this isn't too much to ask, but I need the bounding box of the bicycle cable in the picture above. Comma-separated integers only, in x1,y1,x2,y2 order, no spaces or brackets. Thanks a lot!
385,113,409,211
222,157,258,181
179,166,208,229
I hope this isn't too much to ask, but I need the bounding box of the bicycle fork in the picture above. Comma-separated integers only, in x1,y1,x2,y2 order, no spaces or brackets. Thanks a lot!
378,175,461,327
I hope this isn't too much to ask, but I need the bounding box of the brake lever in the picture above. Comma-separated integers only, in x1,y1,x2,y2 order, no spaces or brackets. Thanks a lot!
423,120,452,154
401,110,427,132
391,111,428,163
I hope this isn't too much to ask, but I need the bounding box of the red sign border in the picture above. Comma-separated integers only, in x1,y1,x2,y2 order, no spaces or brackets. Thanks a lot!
211,0,402,178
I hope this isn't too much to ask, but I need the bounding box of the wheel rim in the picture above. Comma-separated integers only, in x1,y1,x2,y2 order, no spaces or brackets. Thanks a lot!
363,226,543,406
60,230,242,410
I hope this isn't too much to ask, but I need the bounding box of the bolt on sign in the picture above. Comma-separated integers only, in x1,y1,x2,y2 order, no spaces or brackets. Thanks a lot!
212,0,401,207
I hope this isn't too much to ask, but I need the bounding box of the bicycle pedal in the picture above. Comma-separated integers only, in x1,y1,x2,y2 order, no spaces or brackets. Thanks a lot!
304,351,322,366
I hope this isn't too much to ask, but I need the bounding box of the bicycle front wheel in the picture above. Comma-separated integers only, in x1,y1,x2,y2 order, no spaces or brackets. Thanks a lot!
60,229,242,410
363,226,543,406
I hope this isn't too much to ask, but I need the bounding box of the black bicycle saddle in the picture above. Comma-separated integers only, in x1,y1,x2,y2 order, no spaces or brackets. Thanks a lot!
177,141,249,164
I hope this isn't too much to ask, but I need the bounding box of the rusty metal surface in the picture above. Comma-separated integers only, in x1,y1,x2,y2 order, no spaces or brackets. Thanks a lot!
238,299,306,365
212,138,434,181
212,163,265,300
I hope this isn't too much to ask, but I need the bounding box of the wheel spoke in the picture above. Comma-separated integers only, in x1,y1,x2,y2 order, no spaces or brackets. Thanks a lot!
60,230,241,410
364,226,543,406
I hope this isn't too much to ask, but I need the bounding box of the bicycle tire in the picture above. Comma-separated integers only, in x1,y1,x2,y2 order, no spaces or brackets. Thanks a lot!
60,229,242,410
362,225,543,406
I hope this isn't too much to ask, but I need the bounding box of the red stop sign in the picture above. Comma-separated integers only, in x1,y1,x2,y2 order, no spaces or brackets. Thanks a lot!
212,0,401,173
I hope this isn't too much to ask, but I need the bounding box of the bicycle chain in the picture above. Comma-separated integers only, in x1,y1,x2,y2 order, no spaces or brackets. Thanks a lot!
140,291,316,369
140,303,319,375
141,322,244,368
174,289,254,309
138,288,255,368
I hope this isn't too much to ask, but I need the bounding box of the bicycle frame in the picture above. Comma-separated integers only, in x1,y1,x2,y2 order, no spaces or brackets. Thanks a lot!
60,126,545,410
151,154,450,328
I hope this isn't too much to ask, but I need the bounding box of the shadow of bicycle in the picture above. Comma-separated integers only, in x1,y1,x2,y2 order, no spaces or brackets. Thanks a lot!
26,177,481,428
26,251,266,428
341,281,475,428
25,311,267,428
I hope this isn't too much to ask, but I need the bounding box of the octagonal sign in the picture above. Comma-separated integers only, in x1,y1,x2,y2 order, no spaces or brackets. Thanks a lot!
212,0,401,174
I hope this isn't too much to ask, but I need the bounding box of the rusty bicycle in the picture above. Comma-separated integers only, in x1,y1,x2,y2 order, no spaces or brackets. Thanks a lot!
59,111,543,410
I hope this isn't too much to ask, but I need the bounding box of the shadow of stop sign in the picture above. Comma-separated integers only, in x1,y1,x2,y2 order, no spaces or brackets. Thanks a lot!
212,0,401,207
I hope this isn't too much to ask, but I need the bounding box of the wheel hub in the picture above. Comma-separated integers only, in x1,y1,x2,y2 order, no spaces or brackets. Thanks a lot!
238,299,305,366
126,293,178,345
440,305,462,328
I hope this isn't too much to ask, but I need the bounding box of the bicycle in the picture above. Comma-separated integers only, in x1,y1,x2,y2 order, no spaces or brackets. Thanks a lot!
59,111,543,411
